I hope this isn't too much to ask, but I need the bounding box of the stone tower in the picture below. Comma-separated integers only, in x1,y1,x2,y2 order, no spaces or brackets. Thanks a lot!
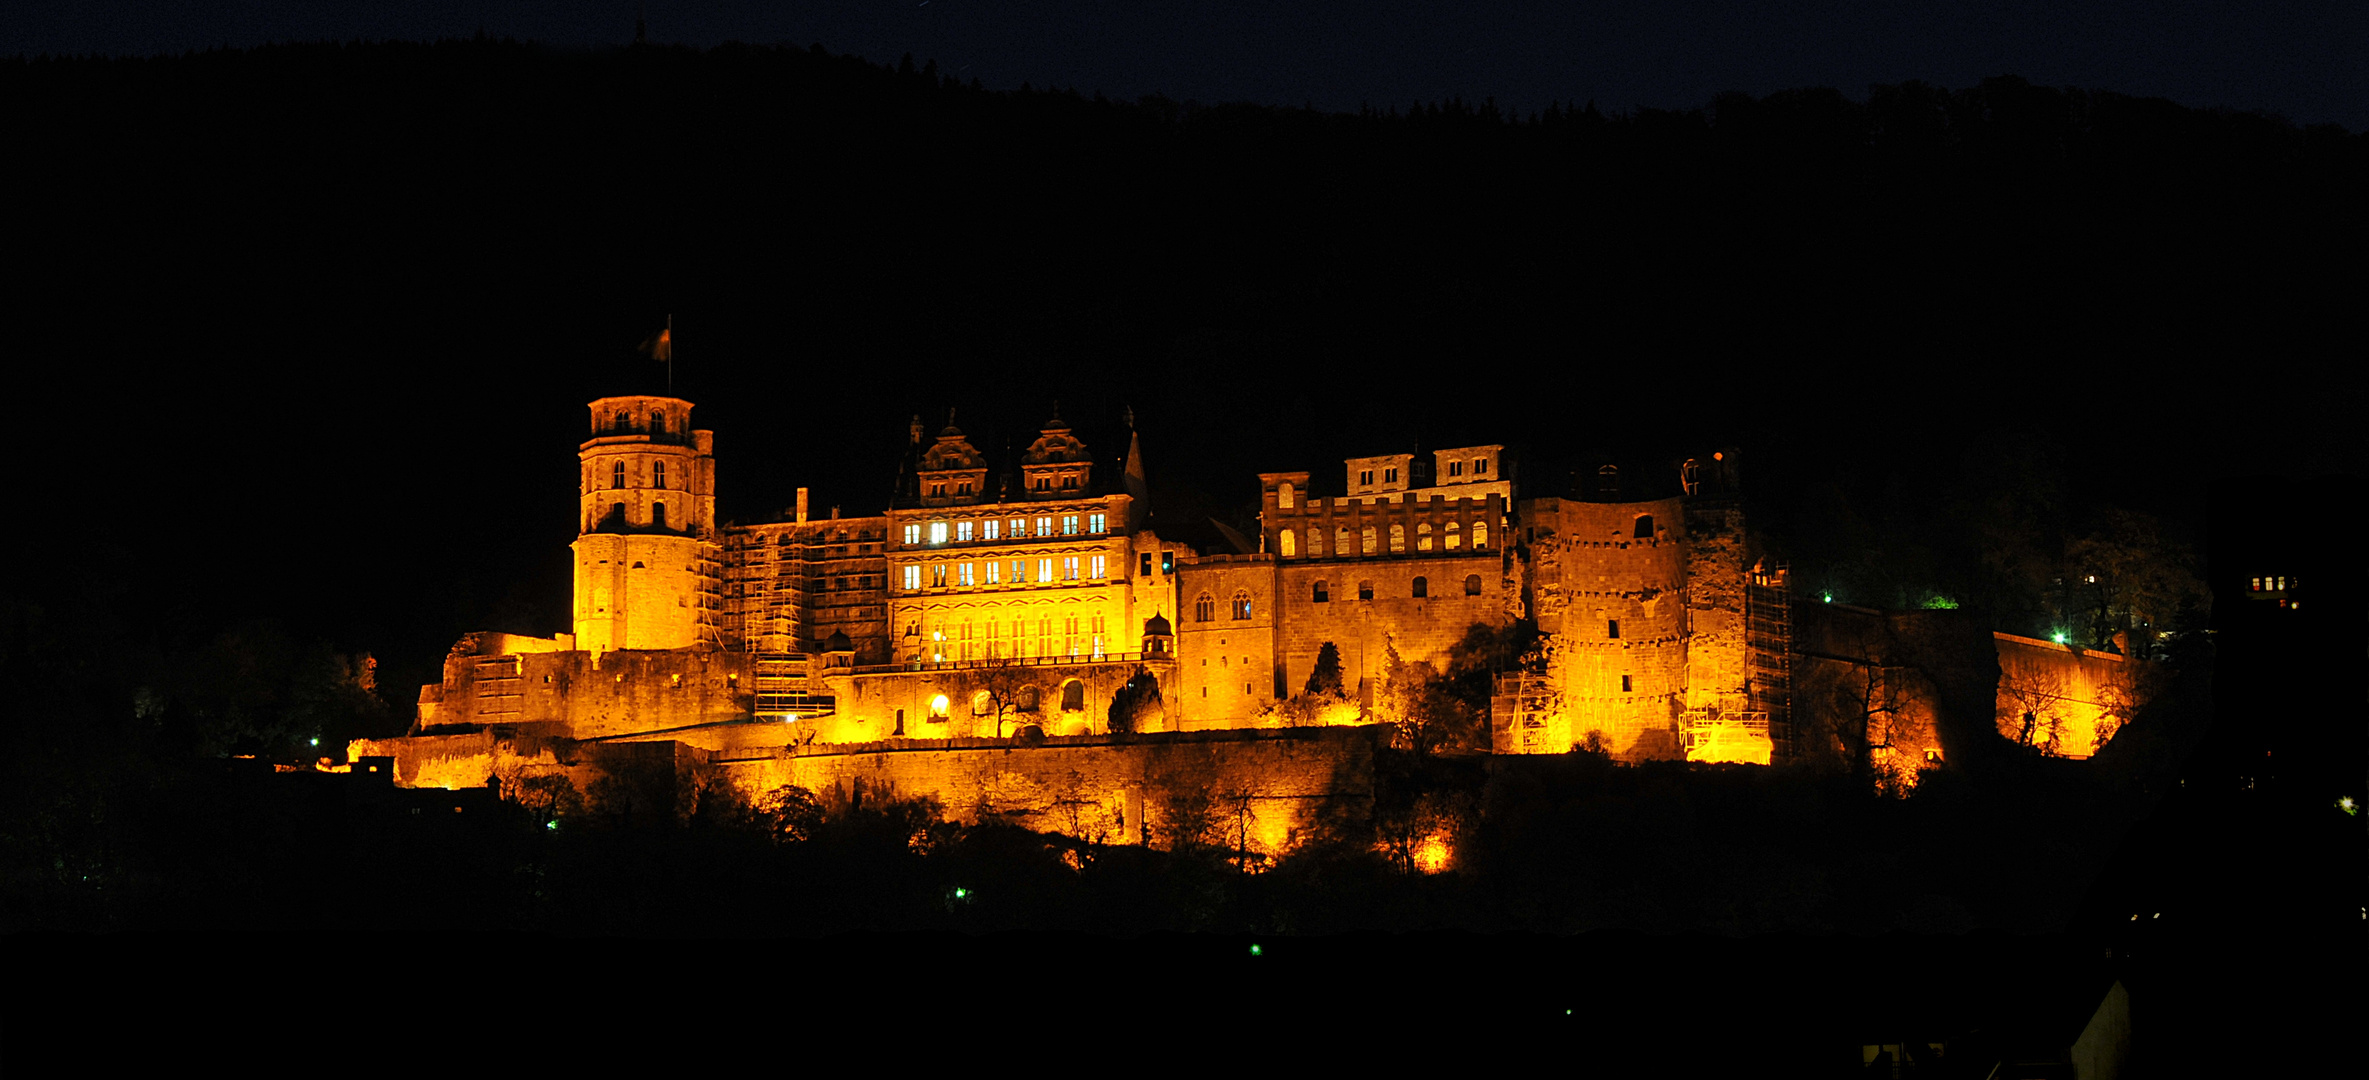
571,396,719,654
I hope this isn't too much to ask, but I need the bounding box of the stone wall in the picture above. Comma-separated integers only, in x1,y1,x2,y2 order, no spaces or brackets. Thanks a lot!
1993,633,2140,759
422,644,757,739
810,658,1179,741
1522,496,1694,759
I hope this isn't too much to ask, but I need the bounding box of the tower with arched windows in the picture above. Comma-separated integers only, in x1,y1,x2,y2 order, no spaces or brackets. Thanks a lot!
571,395,721,653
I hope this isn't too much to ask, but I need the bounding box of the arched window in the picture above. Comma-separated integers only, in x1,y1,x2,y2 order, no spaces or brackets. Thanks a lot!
1312,580,1329,603
1361,526,1377,555
1308,529,1324,557
1444,521,1462,550
652,502,668,529
614,409,630,432
1417,522,1433,551
1231,591,1253,620
929,694,951,720
653,461,668,490
650,410,666,434
1473,521,1489,548
1357,580,1374,601
972,690,994,716
1337,528,1354,557
1412,576,1428,598
1464,574,1482,596
1017,686,1040,711
1633,514,1655,539
611,461,626,489
1195,594,1215,622
1279,529,1297,557
1389,524,1405,553
1277,482,1296,509
1061,680,1085,712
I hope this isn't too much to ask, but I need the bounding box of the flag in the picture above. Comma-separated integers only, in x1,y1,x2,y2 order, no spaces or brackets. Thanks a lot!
639,326,672,362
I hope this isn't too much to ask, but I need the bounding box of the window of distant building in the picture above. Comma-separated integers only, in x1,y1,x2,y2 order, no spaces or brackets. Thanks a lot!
929,694,950,720
1062,680,1085,711
1337,528,1354,557
612,462,626,489
1231,591,1253,620
650,410,666,433
1474,458,1488,474
614,409,630,431
1035,516,1052,537
1090,555,1106,579
1473,522,1489,548
956,521,973,542
1140,552,1154,577
1035,477,1051,492
985,561,1002,584
931,564,948,588
1089,513,1106,533
1385,467,1397,484
652,502,667,529
984,519,1000,541
1063,556,1080,581
1444,521,1461,550
1412,576,1428,598
1313,580,1329,603
1464,574,1482,596
958,563,975,586
1012,559,1028,583
1361,526,1377,555
653,461,667,490
1277,482,1296,509
1360,470,1374,486
1417,522,1433,551
903,523,922,545
930,483,945,497
1038,558,1054,583
1010,517,1026,538
1161,551,1174,575
929,521,948,545
1449,460,1463,478
1196,594,1215,622
1063,514,1079,536
1061,476,1078,490
1390,524,1406,553
1621,674,1632,692
1633,514,1654,540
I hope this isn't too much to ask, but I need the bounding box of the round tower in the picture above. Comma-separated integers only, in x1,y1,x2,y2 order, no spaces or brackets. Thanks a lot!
571,396,719,654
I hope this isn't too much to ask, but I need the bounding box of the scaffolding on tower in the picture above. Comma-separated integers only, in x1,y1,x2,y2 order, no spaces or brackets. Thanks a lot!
1745,560,1795,760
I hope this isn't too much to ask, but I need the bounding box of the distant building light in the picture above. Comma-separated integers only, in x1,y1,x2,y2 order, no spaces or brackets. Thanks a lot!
2052,631,2069,644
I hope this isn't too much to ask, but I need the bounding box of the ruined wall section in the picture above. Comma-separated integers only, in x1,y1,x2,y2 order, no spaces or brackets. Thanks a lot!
1993,633,2141,759
1271,554,1512,705
1174,555,1279,724
1520,496,1691,759
809,658,1179,742
1682,498,1751,711
419,643,758,739
721,726,1383,857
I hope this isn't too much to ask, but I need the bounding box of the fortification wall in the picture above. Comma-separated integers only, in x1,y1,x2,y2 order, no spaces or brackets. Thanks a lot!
720,726,1382,855
424,646,756,739
1523,496,1692,759
1175,556,1280,721
812,658,1179,742
1993,633,2138,759
1271,553,1512,700
1682,499,1752,709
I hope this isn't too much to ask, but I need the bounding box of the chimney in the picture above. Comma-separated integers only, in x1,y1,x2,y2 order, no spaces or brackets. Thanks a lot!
796,487,810,524
830,506,841,519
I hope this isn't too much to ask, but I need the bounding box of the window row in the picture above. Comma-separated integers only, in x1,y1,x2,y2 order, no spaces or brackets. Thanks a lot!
1308,575,1483,602
1275,520,1489,557
586,460,680,493
917,616,1110,662
900,555,1107,589
1192,591,1255,622
2250,576,2290,591
900,513,1106,546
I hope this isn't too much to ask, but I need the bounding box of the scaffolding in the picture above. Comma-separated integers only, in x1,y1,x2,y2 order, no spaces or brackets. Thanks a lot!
1745,559,1795,760
1491,670,1560,754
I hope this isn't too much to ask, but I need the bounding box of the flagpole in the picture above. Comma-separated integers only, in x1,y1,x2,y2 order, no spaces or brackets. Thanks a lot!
666,313,674,395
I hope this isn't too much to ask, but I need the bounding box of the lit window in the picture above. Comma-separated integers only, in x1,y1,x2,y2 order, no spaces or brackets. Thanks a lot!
1013,559,1028,583
1279,529,1297,557
1278,482,1296,509
931,564,948,588
1231,592,1252,619
958,562,975,586
1195,594,1215,622
1064,515,1079,535
929,694,950,720
903,565,921,590
1390,524,1405,553
903,523,921,545
1010,517,1026,537
1035,516,1052,536
956,521,973,542
1362,527,1377,555
1445,521,1461,550
1064,556,1080,580
986,561,1001,584
1473,521,1489,548
1091,555,1106,579
1039,558,1054,582
1417,522,1432,551
984,519,1000,540
929,521,948,544
1089,512,1106,533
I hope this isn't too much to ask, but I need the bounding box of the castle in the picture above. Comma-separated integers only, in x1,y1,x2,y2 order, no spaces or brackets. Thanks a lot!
353,393,2140,849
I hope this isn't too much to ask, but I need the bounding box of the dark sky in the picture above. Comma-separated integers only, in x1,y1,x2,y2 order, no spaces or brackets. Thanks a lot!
14,0,2366,131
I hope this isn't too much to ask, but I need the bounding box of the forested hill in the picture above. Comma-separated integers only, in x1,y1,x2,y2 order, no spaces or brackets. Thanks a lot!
8,39,2361,701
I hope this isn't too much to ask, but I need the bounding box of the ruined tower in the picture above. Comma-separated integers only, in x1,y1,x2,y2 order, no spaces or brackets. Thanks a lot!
571,396,720,653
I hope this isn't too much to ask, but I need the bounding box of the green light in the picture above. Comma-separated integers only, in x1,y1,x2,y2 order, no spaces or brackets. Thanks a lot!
1822,593,1832,603
545,820,558,831
953,887,969,900
1249,944,1262,956
308,737,319,747
2051,631,2068,644
2340,797,2357,816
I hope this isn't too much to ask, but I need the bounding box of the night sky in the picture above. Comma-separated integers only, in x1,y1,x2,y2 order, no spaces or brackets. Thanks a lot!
13,0,2366,131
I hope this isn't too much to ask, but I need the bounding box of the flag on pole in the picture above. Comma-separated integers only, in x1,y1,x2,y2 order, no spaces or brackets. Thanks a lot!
639,325,672,362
